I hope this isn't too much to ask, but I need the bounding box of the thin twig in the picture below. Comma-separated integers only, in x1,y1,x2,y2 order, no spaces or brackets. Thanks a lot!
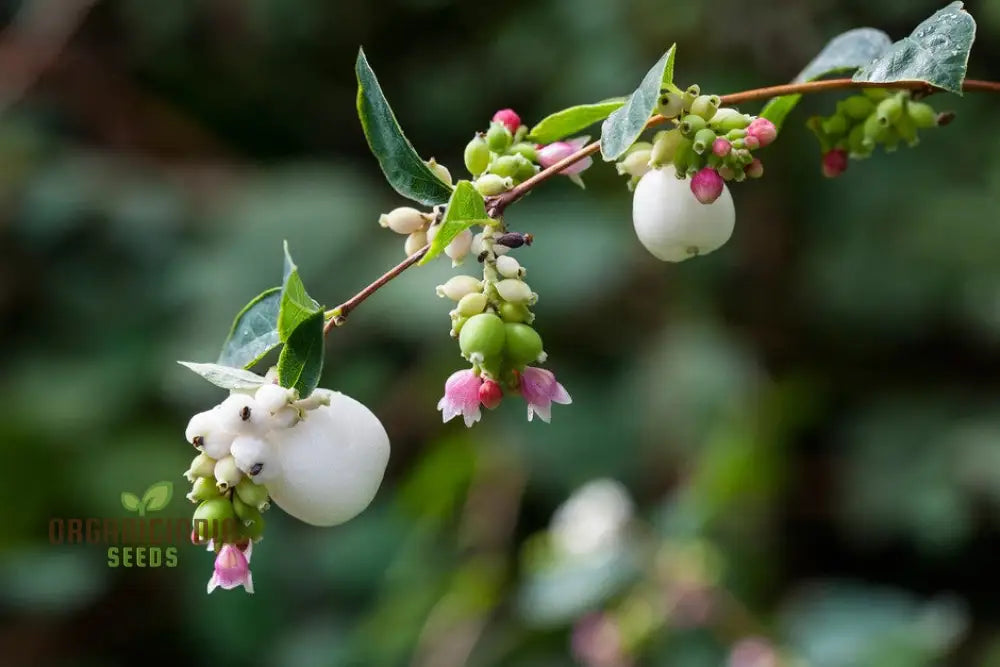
330,76,1000,333
323,244,429,332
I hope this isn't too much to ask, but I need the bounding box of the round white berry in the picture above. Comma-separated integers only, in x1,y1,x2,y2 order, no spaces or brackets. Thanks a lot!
215,393,260,434
266,390,390,527
254,383,297,415
185,409,234,459
632,165,735,262
230,435,282,483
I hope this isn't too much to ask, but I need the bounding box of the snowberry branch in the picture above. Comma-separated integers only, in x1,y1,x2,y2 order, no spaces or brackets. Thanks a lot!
328,76,1000,333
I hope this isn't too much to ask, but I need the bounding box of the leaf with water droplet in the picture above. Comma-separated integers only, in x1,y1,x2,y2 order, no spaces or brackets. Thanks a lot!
853,1,976,95
761,28,892,129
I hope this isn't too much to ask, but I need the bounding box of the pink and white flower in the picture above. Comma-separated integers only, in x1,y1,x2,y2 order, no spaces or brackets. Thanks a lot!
537,136,592,186
437,369,483,427
207,541,254,594
519,366,572,422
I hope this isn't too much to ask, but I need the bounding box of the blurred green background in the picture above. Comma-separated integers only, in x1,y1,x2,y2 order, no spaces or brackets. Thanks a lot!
2,0,1000,665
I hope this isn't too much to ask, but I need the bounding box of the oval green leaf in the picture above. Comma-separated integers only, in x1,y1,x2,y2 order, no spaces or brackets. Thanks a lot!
528,98,626,144
600,45,676,161
178,361,268,391
760,28,892,129
419,180,490,265
120,491,140,513
278,241,321,342
853,1,976,95
141,481,173,513
356,48,453,206
277,309,325,399
218,287,281,369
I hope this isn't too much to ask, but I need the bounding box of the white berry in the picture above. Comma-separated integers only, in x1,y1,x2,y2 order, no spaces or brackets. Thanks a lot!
631,165,735,262
230,435,282,483
266,390,390,526
215,393,260,434
254,383,297,415
185,409,234,459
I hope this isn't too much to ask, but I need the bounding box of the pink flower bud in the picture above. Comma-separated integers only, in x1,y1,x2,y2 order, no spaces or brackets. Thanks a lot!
690,167,724,204
711,137,731,157
492,108,521,133
437,369,483,427
744,158,764,179
479,378,503,410
519,366,571,422
821,148,849,178
207,542,254,594
745,117,777,147
536,136,592,175
743,135,760,150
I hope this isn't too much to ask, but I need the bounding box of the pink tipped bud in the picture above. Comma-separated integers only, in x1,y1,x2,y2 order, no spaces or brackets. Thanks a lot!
743,135,760,150
744,158,764,179
711,138,731,157
746,118,777,147
492,108,521,133
479,379,503,410
690,167,724,204
821,148,849,178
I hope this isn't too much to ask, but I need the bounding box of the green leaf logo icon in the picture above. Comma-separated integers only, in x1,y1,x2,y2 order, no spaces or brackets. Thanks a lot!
121,492,141,513
142,481,173,513
120,481,174,516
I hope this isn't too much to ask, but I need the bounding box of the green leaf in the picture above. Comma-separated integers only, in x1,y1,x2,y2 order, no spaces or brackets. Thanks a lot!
528,98,627,144
141,481,173,513
178,361,268,391
277,310,325,398
760,28,892,129
419,180,490,265
853,1,976,95
278,241,321,342
600,45,676,161
356,48,453,206
120,492,140,513
217,287,281,369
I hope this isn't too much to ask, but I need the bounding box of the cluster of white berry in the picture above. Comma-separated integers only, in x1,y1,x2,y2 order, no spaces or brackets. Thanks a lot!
184,369,390,534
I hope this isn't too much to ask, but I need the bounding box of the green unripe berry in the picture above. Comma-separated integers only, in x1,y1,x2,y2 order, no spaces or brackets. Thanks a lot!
906,101,938,128
474,174,514,196
650,130,685,166
450,315,468,337
504,323,544,366
486,122,513,153
672,140,697,174
894,112,919,146
185,452,216,481
510,142,538,162
516,160,539,182
681,84,700,111
847,123,871,157
840,95,875,120
862,112,885,146
692,127,718,154
192,497,238,542
656,92,684,119
457,292,488,317
459,313,506,361
464,134,490,175
490,155,521,178
679,114,707,137
234,477,270,511
862,87,890,101
821,113,849,137
499,301,532,323
875,95,904,126
689,95,721,121
187,476,222,503
232,494,265,540
710,108,751,132
426,158,453,186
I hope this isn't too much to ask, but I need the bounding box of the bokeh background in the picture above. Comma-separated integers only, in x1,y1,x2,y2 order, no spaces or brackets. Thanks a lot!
2,0,1000,665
